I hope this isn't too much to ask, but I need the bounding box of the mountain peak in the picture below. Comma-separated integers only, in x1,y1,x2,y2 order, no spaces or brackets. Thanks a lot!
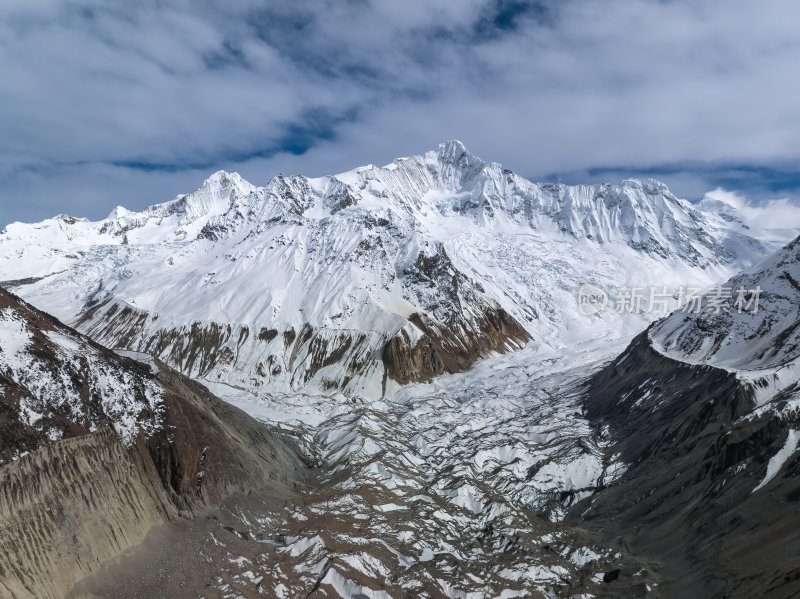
619,177,672,196
425,140,486,189
0,139,773,396
201,169,250,190
107,205,133,220
172,170,259,223
435,140,482,165
437,138,469,153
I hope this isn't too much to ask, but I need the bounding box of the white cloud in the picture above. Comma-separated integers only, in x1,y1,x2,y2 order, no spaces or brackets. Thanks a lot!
702,188,800,244
1,0,800,223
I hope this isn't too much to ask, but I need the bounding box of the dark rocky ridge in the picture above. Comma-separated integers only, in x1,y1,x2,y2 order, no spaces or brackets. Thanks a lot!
0,289,161,465
578,331,800,598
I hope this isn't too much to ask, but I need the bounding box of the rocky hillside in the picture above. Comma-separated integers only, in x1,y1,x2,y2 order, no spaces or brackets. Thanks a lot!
0,287,302,599
0,142,771,397
581,235,800,597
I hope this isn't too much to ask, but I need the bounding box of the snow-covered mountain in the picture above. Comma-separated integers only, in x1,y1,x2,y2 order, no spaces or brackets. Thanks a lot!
651,234,800,370
1,147,797,597
646,233,800,425
0,141,772,397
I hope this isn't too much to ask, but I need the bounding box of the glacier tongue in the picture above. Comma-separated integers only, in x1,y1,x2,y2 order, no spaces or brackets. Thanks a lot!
198,338,643,598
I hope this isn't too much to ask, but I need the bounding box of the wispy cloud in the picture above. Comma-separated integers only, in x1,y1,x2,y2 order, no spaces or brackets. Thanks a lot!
703,188,800,243
1,0,800,223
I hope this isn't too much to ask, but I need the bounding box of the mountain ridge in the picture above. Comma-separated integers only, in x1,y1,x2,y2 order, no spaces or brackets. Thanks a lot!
0,141,775,397
581,235,800,597
0,141,762,254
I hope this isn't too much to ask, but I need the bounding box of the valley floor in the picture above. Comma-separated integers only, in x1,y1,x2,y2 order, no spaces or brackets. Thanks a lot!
76,338,663,599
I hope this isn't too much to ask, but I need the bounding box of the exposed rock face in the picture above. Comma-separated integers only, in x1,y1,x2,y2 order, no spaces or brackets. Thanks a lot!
73,300,387,396
574,237,800,596
0,288,302,599
581,331,800,597
0,431,169,599
381,307,529,385
146,364,300,513
380,243,531,385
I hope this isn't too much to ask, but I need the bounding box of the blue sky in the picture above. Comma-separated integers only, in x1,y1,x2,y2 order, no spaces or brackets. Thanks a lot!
1,0,800,225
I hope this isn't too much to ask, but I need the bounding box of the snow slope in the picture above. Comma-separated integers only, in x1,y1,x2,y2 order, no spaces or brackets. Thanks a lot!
0,141,772,397
649,233,800,427
0,287,164,465
651,234,800,370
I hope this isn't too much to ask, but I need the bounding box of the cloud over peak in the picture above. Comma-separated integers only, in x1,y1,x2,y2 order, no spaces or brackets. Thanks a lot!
1,0,800,223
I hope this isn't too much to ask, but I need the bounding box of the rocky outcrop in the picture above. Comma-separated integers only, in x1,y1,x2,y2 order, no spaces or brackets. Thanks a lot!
381,243,531,386
381,307,529,385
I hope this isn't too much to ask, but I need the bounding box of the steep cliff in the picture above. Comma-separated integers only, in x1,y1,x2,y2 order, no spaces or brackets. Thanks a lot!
0,431,168,599
582,322,800,595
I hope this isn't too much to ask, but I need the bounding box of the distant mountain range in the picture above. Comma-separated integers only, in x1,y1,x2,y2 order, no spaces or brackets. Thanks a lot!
0,141,774,398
